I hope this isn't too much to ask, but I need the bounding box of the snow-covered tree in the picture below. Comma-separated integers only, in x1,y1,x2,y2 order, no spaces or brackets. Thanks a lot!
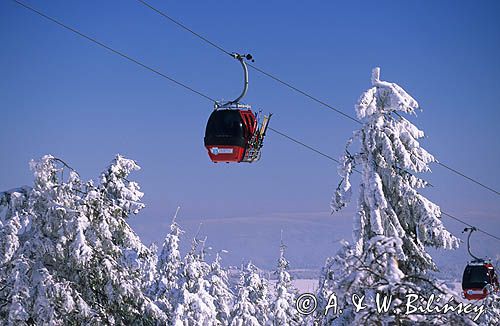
269,235,301,325
0,155,167,325
0,157,96,325
230,266,261,326
209,251,234,325
142,242,159,296
230,290,259,326
78,155,166,324
171,235,217,325
150,207,184,318
477,292,500,324
476,256,500,325
316,257,337,325
324,68,477,324
231,262,271,326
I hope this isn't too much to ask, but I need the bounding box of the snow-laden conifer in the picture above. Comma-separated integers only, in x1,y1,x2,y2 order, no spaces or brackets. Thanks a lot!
231,262,271,325
269,235,301,325
315,257,337,325
0,155,167,325
475,257,500,325
79,155,166,324
150,207,184,318
230,266,261,326
209,251,234,325
324,69,476,324
171,235,217,325
477,290,500,324
142,242,159,295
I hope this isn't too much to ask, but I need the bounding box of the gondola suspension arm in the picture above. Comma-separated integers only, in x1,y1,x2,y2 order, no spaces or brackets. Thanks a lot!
217,53,253,108
463,227,481,261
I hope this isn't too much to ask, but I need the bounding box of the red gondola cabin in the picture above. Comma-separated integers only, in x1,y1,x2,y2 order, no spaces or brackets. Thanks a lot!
462,261,499,300
204,53,271,163
204,109,271,163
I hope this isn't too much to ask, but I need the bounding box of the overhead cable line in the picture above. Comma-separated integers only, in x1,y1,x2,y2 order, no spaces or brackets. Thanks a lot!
267,127,340,163
435,161,500,197
137,0,233,57
11,0,500,242
12,0,216,103
136,0,500,198
136,0,359,124
441,211,500,242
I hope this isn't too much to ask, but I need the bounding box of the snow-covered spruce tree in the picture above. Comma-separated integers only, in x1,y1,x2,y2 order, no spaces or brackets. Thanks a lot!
324,68,477,324
77,155,166,324
316,257,337,324
171,235,217,325
230,264,261,326
230,286,260,326
149,207,184,319
142,242,159,298
269,236,301,325
0,155,167,325
209,252,234,325
230,262,271,326
476,256,500,325
474,292,500,325
0,157,96,324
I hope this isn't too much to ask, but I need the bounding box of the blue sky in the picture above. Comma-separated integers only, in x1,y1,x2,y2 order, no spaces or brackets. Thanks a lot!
1,0,499,269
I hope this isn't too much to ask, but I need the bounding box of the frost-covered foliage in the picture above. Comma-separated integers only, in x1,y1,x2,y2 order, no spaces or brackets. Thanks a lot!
209,252,234,325
476,256,500,325
476,292,500,325
330,238,477,325
171,236,217,325
269,238,301,325
230,290,260,326
149,207,184,319
0,155,167,325
322,68,477,324
231,263,271,326
316,257,337,325
142,242,159,296
332,68,459,272
3,155,326,325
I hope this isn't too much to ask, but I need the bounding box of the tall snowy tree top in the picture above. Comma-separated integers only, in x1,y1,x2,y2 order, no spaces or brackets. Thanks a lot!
29,155,81,193
152,207,184,305
209,251,233,325
158,207,184,267
357,67,419,119
270,237,301,326
276,236,290,281
332,68,459,274
100,155,145,216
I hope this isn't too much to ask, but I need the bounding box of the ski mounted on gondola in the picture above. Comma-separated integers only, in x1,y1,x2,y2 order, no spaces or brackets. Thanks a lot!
204,53,272,163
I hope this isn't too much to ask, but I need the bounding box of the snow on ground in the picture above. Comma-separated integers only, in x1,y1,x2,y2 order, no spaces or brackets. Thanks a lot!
292,279,318,293
265,279,317,295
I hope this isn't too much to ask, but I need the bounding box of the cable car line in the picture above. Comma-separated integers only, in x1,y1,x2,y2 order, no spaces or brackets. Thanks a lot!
442,212,500,242
267,127,340,164
136,0,233,58
244,63,361,124
11,0,217,104
11,0,500,243
136,0,500,198
435,162,500,197
136,0,361,125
